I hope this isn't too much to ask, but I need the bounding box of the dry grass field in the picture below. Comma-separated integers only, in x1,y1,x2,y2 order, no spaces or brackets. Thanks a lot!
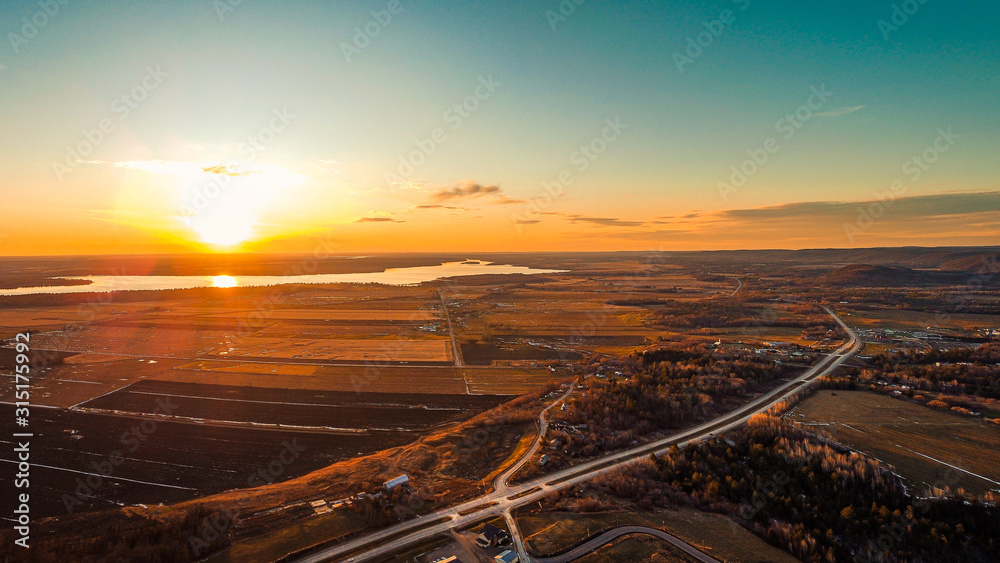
31,325,236,357
574,535,697,563
200,309,438,321
202,510,367,563
207,336,453,363
516,510,799,563
0,357,185,407
0,255,841,541
144,364,563,395
842,308,1000,333
788,390,1000,495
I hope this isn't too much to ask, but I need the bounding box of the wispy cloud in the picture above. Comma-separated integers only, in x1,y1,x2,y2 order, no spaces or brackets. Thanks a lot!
579,190,1000,247
355,216,404,223
719,190,1000,221
413,204,466,210
569,215,646,227
355,210,403,223
415,180,525,207
531,211,649,228
202,164,255,176
491,194,526,205
815,105,865,118
431,181,502,202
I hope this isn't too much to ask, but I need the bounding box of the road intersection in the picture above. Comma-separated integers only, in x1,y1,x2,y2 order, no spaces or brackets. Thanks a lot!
294,307,861,562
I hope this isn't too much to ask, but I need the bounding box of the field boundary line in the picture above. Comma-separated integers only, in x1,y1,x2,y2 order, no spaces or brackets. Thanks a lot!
912,451,1000,486
0,458,198,490
68,380,137,409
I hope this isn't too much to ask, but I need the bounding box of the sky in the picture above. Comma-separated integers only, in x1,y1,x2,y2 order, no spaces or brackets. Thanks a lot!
0,0,998,255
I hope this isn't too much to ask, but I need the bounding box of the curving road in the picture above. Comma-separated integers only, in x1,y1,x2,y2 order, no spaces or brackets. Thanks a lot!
535,526,720,563
497,383,575,561
494,383,575,495
293,307,861,563
730,277,744,297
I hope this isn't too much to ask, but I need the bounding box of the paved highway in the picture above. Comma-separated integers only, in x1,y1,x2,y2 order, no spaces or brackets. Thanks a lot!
293,307,861,563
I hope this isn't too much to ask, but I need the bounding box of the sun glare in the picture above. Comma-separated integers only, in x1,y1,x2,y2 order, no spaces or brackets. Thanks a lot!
111,160,307,248
212,275,237,288
184,163,306,247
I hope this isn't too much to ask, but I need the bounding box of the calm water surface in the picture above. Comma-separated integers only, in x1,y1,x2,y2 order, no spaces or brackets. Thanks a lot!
0,260,564,296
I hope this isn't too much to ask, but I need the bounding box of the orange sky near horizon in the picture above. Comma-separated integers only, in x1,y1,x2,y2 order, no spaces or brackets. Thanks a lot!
1,1,998,256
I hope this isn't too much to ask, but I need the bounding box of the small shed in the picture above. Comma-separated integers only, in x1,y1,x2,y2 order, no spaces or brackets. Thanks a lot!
382,474,409,491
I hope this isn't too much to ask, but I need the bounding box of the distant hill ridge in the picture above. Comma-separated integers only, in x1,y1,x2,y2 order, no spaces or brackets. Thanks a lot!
821,264,975,287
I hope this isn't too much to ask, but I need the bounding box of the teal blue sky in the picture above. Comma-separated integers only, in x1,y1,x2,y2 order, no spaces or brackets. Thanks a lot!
1,0,997,253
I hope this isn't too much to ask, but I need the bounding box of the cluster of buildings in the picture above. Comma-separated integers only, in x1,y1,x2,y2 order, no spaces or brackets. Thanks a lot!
857,328,985,353
710,339,817,360
430,523,517,563
433,551,517,563
303,474,412,519
356,474,410,504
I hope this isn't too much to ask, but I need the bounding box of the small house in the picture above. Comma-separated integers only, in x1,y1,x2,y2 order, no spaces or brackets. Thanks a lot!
495,550,519,563
477,523,511,548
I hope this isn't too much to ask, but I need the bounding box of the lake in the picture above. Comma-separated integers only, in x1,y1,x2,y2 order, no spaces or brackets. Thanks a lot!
0,260,564,296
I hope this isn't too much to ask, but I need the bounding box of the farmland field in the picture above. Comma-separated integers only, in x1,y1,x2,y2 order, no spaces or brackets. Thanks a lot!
0,403,414,518
842,308,1000,333
206,336,453,364
0,252,861,529
78,380,511,430
787,390,1000,495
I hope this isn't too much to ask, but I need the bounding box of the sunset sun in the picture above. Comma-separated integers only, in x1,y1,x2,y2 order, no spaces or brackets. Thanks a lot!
211,275,237,288
107,159,308,248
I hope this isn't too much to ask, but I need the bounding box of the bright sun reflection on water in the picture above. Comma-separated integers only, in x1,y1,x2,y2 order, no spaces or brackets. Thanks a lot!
212,275,237,288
